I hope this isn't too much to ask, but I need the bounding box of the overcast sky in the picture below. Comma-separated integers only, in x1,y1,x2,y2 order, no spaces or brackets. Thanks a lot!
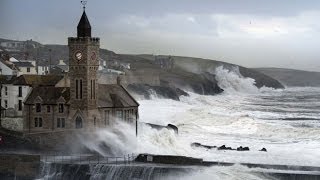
1,0,320,71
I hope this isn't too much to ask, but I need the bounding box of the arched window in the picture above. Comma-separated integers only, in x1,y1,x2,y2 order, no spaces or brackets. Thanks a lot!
76,116,83,128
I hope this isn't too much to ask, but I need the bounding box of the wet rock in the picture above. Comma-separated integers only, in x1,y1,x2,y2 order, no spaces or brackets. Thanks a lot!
145,123,179,134
191,142,216,150
260,148,267,152
218,145,233,150
236,146,250,151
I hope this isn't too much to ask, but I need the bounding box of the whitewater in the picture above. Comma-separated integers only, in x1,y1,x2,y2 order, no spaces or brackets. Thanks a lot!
84,67,320,179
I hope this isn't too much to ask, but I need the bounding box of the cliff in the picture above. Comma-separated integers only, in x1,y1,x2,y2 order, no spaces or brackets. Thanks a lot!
254,68,320,87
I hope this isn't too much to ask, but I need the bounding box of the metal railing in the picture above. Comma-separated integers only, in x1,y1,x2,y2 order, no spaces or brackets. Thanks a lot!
41,153,137,165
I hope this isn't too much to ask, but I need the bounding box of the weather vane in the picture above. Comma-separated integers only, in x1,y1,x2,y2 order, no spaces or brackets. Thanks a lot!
81,1,87,10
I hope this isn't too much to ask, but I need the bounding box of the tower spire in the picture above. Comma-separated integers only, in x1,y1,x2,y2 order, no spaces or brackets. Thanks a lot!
77,1,91,37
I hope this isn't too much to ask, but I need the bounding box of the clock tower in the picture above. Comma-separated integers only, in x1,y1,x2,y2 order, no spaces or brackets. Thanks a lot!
68,6,99,115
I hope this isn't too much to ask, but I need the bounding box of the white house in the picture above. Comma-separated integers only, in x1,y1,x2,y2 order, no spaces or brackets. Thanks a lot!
38,65,49,75
1,81,30,117
13,61,37,76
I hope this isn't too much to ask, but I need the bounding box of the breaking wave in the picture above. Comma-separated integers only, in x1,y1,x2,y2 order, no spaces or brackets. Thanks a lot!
214,66,260,94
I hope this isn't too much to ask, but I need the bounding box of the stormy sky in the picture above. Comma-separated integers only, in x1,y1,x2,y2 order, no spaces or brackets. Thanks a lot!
1,0,320,71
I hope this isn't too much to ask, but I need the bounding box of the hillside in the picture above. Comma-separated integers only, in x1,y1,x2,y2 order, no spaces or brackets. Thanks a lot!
254,68,320,87
0,38,285,100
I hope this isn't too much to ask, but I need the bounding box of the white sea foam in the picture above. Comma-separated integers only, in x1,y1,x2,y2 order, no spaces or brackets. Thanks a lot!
82,66,320,178
136,66,320,168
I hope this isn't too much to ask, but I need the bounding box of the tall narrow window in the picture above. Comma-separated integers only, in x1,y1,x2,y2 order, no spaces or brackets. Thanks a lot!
105,110,110,125
39,118,42,127
90,80,93,99
94,117,96,126
58,104,64,113
18,100,22,111
18,86,22,97
47,106,50,113
34,118,38,127
61,118,65,128
4,100,8,108
80,79,83,99
93,80,96,99
116,110,123,120
76,79,79,99
5,86,8,96
36,103,41,112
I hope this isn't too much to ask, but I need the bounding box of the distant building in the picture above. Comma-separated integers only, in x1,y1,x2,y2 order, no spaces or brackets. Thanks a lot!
13,61,37,75
23,8,139,133
55,59,69,73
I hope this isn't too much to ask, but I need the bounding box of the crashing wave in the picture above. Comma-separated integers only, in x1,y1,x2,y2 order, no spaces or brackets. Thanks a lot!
214,66,260,94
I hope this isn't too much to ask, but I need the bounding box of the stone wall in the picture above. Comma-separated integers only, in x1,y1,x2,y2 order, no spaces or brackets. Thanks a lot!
0,154,40,179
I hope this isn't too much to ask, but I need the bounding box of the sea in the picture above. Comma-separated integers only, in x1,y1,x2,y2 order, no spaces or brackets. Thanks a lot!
78,67,320,179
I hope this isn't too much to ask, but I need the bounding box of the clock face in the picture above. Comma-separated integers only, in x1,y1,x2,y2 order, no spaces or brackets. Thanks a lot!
75,51,82,62
91,52,96,61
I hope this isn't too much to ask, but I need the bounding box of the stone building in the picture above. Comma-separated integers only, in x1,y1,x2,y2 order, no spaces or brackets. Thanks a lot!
23,8,139,134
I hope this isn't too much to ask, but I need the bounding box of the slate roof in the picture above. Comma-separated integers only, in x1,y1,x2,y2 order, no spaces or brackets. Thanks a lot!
24,87,70,105
12,61,34,67
98,84,139,108
24,84,139,108
12,75,63,86
77,10,91,37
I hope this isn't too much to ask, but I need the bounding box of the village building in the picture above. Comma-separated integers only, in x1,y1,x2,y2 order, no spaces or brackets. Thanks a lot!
0,75,63,118
22,8,139,133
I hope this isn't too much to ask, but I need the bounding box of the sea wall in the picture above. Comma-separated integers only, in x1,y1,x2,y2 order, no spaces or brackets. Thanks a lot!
0,154,40,179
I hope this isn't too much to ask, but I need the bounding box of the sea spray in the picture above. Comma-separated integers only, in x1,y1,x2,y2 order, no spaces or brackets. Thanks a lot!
214,66,260,94
79,121,137,156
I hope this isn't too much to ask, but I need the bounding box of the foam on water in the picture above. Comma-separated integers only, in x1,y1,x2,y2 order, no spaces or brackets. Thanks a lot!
79,66,320,178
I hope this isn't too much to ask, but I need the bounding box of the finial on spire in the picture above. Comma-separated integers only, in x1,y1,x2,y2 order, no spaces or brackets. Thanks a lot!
81,1,87,11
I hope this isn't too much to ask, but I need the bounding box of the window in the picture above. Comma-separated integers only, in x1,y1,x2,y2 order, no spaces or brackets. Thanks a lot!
18,100,22,111
18,86,22,97
58,104,64,113
34,118,38,127
61,118,65,128
116,110,123,120
76,79,79,99
57,118,61,128
27,67,30,72
5,86,8,96
90,80,93,99
47,106,50,113
105,110,110,125
36,103,41,112
4,100,8,108
93,80,96,99
34,117,42,127
94,117,96,126
39,118,42,127
80,79,83,99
